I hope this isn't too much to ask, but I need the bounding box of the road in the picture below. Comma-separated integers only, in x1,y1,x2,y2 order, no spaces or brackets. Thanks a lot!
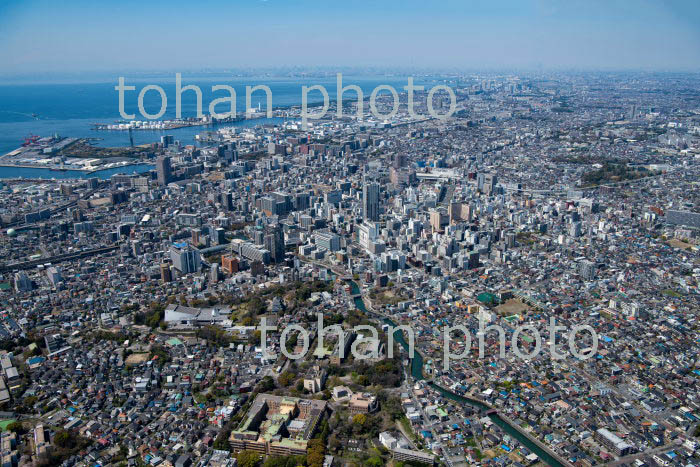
0,245,120,273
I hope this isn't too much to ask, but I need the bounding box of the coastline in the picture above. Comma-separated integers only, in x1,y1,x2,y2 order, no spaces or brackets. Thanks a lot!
0,163,154,180
0,162,150,173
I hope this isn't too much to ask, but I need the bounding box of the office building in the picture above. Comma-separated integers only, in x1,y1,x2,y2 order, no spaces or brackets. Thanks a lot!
362,182,380,221
264,225,285,263
46,267,63,286
221,255,239,274
160,263,172,283
357,222,380,251
430,209,448,232
170,244,201,274
156,156,172,186
315,231,341,252
484,174,497,195
579,260,596,280
191,228,201,245
467,252,479,269
14,272,32,293
223,192,234,211
231,239,271,264
210,263,220,283
293,192,310,211
214,227,226,245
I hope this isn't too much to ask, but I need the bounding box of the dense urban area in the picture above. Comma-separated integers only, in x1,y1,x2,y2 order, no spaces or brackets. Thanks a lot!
0,72,699,467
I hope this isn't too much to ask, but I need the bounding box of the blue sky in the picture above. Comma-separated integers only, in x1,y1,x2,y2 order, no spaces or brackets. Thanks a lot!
1,0,699,73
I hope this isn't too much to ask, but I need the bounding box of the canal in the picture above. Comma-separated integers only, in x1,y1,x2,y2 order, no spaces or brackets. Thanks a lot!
348,281,564,467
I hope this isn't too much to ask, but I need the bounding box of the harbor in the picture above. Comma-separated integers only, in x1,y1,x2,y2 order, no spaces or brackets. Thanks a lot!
0,134,152,173
90,113,267,131
0,163,153,180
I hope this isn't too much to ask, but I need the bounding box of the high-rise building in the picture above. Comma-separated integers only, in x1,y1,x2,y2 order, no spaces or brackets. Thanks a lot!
264,225,285,263
315,231,341,252
214,227,226,245
579,260,596,280
357,222,380,252
156,156,172,186
86,177,99,189
160,263,172,283
231,239,271,264
250,260,265,277
484,174,497,195
293,192,310,211
260,192,293,216
324,190,342,205
505,232,516,248
14,272,32,293
161,135,174,147
170,244,201,274
448,202,463,223
390,167,416,187
221,255,239,274
467,252,480,269
476,173,486,192
430,209,447,232
46,267,63,286
132,240,142,256
362,182,380,221
570,221,582,237
191,228,201,245
210,263,220,283
223,192,234,211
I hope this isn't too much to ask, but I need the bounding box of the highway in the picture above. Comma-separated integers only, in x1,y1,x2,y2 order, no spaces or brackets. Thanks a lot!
0,245,120,273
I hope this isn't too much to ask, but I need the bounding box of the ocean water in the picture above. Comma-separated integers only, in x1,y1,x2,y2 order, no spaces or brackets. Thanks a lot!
0,75,437,155
0,164,155,180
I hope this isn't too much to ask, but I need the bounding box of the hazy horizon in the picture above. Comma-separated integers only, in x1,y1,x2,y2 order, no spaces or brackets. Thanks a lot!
2,0,700,75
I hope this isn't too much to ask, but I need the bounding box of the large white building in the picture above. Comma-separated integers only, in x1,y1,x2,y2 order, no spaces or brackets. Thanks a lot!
357,222,379,252
315,231,340,252
164,304,231,327
170,244,201,274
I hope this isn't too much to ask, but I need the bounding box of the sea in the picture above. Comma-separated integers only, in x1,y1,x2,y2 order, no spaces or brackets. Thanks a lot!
0,74,440,179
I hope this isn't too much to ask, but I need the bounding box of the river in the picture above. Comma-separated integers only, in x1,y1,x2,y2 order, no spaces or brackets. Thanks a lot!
348,281,565,467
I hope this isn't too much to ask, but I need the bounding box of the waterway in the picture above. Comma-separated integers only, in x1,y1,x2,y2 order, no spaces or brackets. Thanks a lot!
0,163,154,180
348,280,564,467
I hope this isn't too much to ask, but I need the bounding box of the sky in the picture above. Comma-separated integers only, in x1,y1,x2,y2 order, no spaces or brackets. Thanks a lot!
1,0,700,74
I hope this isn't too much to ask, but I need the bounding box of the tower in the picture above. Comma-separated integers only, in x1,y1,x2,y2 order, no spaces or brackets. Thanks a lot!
362,181,380,221
160,263,172,283
264,225,285,263
156,156,172,186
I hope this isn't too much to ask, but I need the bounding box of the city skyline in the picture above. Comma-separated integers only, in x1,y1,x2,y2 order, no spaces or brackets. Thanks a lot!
0,2,699,467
